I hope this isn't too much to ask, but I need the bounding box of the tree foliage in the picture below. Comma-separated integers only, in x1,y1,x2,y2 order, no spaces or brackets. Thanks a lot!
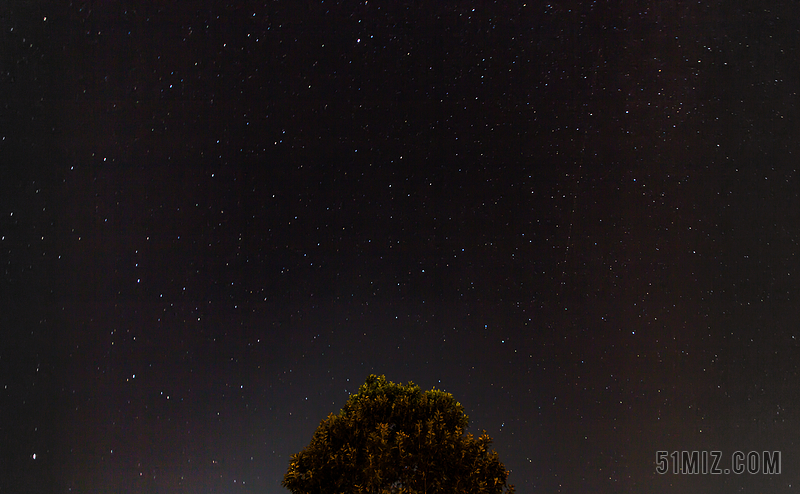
282,374,515,494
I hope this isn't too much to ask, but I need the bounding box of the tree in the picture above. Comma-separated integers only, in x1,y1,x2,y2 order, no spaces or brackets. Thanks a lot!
282,374,515,494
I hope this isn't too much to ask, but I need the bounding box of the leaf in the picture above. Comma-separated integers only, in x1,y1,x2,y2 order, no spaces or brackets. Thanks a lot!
282,374,515,494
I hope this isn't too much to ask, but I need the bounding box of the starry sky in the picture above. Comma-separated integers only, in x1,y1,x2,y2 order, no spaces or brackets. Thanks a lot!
3,1,800,493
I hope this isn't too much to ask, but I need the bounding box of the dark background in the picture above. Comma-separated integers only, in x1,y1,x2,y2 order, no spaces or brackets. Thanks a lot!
3,1,800,492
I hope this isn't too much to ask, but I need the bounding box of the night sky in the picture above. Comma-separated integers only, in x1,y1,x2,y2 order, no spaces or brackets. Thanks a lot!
3,1,800,493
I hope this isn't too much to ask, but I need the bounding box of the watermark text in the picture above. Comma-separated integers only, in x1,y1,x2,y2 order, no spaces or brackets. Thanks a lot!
655,451,780,474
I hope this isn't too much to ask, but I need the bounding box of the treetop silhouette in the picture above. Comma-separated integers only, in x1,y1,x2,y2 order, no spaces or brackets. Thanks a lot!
283,374,515,494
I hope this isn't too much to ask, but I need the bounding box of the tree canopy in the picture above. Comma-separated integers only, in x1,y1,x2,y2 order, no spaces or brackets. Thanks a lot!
282,374,515,494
